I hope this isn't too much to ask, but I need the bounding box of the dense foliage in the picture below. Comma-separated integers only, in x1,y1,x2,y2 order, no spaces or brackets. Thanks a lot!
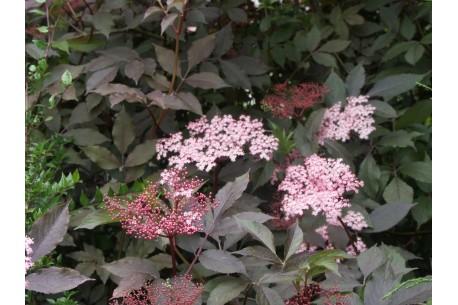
25,0,432,304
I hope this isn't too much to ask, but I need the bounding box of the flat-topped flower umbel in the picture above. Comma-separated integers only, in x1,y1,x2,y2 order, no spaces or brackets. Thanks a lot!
316,95,376,145
105,168,217,239
156,114,279,172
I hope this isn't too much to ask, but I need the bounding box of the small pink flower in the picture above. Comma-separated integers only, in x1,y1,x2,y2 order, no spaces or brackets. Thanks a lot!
105,168,218,239
262,82,329,118
316,95,376,145
25,236,34,274
157,115,278,172
110,275,203,305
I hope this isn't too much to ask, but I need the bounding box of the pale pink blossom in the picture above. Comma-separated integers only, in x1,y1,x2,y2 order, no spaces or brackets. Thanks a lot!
157,115,278,172
25,236,34,274
341,210,368,231
345,237,367,256
279,154,363,224
105,168,218,239
271,149,302,185
316,95,376,145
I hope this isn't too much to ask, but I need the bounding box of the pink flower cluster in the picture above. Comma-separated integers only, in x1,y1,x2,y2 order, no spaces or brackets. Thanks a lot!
316,95,376,145
25,236,34,274
262,82,329,118
278,154,363,224
156,115,279,172
274,154,368,256
286,283,349,305
105,168,218,239
110,275,203,305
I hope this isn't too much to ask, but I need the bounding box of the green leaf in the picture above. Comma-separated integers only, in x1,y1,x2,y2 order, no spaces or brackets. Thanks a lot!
293,123,315,157
396,99,432,129
112,107,135,155
25,267,93,294
370,100,397,118
284,221,304,262
357,245,387,279
235,218,276,254
28,202,70,263
75,209,117,230
405,43,425,65
346,64,365,96
383,278,432,305
37,26,48,33
61,69,72,87
207,278,248,305
318,40,351,53
324,71,345,105
64,128,110,146
368,74,425,101
411,196,432,228
199,250,247,275
256,286,286,305
125,140,156,168
51,40,69,54
304,108,326,140
383,41,417,62
378,130,416,149
399,162,432,184
82,146,121,170
154,44,181,76
383,177,414,203
368,202,415,233
359,154,381,198
400,16,416,40
187,34,216,71
67,38,105,52
312,52,337,68
184,72,229,89
271,46,285,67
305,26,321,52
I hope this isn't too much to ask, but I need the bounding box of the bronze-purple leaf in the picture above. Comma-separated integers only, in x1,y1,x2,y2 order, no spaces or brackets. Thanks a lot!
28,202,70,263
26,267,94,294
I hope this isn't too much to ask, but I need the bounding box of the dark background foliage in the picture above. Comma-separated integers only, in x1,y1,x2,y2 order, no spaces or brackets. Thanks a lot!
25,0,431,304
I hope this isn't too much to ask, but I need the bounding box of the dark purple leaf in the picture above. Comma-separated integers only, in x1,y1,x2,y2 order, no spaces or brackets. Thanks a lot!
102,257,159,278
29,202,70,263
124,60,144,84
187,34,216,70
113,273,152,298
86,66,118,92
26,267,93,294
112,106,135,155
184,72,229,89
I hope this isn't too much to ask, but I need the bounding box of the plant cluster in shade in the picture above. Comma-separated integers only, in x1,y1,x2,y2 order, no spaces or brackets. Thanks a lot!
261,82,329,118
104,168,218,239
316,95,376,145
286,284,350,305
156,114,279,172
110,275,203,305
